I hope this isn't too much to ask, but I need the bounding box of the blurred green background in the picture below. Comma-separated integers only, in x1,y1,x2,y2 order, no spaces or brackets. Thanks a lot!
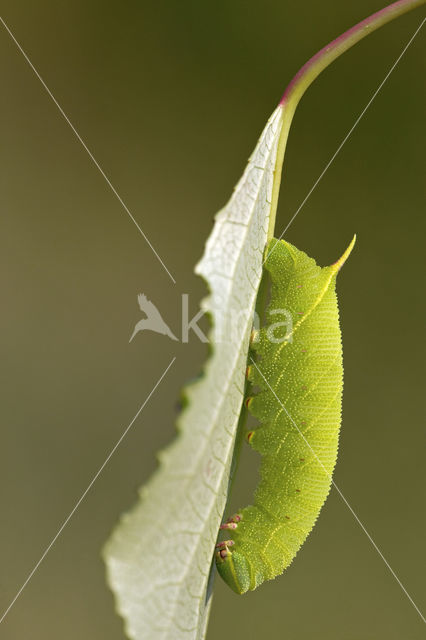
1,1,425,638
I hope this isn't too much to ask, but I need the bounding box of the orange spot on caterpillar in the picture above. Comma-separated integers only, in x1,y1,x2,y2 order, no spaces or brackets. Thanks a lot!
300,458,305,462
296,489,301,493
245,365,252,379
297,311,304,316
245,396,253,409
246,430,254,443
285,516,290,520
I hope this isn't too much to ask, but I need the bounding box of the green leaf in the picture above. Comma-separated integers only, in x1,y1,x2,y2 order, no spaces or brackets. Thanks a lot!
103,106,285,640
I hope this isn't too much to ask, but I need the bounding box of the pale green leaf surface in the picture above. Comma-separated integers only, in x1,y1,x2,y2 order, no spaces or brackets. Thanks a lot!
103,106,284,639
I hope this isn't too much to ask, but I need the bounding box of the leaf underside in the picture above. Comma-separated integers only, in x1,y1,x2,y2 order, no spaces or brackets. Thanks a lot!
103,107,285,639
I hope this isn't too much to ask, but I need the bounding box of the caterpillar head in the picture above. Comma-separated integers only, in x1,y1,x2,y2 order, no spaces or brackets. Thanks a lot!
215,547,251,595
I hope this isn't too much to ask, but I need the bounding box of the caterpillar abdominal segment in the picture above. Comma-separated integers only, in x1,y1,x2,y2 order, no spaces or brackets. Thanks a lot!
215,236,355,594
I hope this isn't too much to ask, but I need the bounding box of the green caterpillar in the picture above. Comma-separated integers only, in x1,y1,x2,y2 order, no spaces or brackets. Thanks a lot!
216,236,355,594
